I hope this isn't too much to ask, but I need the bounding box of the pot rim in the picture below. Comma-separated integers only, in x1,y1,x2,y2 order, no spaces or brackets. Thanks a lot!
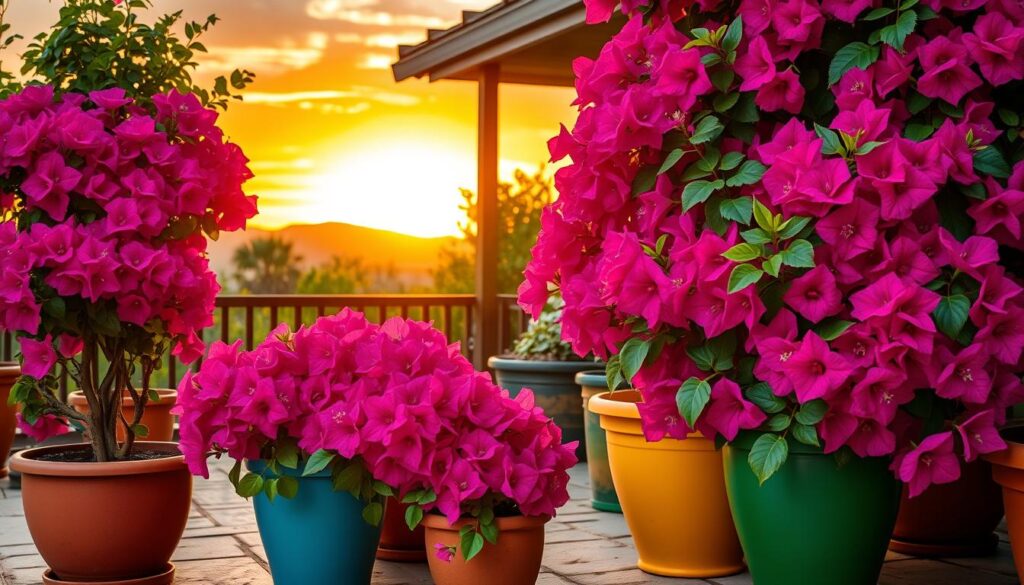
587,390,643,419
984,422,1024,468
10,442,185,477
67,388,178,407
421,512,550,532
487,356,601,373
0,362,20,378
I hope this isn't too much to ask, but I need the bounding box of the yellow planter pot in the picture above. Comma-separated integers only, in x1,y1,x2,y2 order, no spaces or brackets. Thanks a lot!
589,390,744,578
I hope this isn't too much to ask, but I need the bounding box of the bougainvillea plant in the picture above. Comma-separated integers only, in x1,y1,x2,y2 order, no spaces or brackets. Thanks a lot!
176,311,577,562
0,0,257,461
519,0,1024,491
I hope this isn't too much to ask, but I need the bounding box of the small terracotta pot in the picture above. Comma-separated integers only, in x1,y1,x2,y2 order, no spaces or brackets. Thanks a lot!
589,390,744,578
0,363,20,479
69,389,177,442
423,513,548,585
984,425,1024,581
377,497,426,562
890,458,1004,557
11,442,192,583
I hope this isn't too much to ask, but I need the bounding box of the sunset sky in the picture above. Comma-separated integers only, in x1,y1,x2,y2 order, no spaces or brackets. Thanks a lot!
6,0,577,237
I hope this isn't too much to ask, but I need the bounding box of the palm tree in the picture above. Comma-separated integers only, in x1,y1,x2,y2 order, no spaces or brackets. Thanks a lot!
232,236,303,294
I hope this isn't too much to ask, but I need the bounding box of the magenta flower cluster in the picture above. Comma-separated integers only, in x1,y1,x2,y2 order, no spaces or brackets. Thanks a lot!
0,86,258,378
175,310,578,521
521,0,1024,492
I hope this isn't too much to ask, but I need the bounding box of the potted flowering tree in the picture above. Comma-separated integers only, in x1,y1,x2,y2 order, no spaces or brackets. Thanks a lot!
0,1,256,583
489,298,597,461
178,311,577,585
521,0,1024,582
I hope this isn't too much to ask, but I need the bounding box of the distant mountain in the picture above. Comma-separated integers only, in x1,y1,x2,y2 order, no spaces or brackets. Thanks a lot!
208,222,462,291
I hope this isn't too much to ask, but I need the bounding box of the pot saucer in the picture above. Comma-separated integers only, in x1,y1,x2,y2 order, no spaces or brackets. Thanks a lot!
377,545,427,562
42,563,174,585
888,533,999,558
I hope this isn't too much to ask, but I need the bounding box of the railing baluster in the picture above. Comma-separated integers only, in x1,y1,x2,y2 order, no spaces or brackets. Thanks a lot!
245,307,254,351
220,306,230,342
420,304,429,323
270,305,279,328
293,306,302,331
444,305,453,338
169,357,177,387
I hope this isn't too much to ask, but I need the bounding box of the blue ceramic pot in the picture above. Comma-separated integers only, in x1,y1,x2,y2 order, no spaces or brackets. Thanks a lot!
248,461,381,585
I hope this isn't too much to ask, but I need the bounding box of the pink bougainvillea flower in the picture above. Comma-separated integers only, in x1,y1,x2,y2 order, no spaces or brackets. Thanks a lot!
17,413,70,442
933,344,992,404
20,335,57,379
735,37,777,91
957,409,1007,462
699,378,767,441
816,199,880,258
821,0,872,22
897,432,961,497
756,69,805,114
433,543,456,563
780,332,853,402
847,418,896,458
849,366,911,424
654,49,712,112
782,265,843,323
938,231,1000,278
916,36,983,105
974,307,1024,365
969,183,1024,239
961,13,1024,86
21,151,81,220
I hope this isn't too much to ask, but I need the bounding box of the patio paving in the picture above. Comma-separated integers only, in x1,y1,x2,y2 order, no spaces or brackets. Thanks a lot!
0,459,1018,585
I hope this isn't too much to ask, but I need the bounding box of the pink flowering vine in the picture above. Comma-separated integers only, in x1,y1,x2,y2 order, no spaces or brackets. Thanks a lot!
522,0,1024,490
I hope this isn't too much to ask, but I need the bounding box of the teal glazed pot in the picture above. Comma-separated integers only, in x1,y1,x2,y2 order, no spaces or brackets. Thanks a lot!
576,370,622,512
248,461,381,585
489,356,598,461
723,432,901,585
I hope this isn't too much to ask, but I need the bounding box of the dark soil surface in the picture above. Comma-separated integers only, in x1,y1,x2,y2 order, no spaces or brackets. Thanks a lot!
34,449,177,463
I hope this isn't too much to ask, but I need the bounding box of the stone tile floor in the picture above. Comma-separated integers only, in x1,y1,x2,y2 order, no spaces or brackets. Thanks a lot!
0,459,1019,584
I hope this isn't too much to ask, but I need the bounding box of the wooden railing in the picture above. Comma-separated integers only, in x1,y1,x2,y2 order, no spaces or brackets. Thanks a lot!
0,293,535,392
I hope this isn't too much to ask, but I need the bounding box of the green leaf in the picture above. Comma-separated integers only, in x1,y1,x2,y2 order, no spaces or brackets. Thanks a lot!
863,7,894,19
659,149,685,174
691,116,725,144
905,123,937,141
632,165,658,196
719,196,753,224
277,476,299,499
723,243,764,262
236,473,264,498
933,294,970,339
362,502,384,526
682,179,725,211
814,123,843,155
999,108,1020,127
746,382,787,414
720,152,745,171
302,449,336,477
828,42,880,86
480,519,499,545
857,140,886,155
753,198,774,233
687,345,716,371
766,413,792,432
333,461,363,494
275,440,299,469
711,69,736,93
792,423,820,447
748,433,790,485
795,399,828,425
722,16,743,52
228,460,242,488
907,91,933,115
405,504,424,530
782,240,815,268
264,478,279,502
974,147,1011,178
676,377,712,428
728,264,764,293
620,338,651,383
726,160,766,187
461,529,485,561
814,319,855,341
372,481,394,497
777,216,812,239
741,228,773,245
763,254,784,278
605,356,625,391
714,92,741,113
131,424,149,438
879,11,916,50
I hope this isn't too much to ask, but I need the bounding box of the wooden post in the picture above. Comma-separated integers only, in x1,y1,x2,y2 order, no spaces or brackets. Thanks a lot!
475,63,500,370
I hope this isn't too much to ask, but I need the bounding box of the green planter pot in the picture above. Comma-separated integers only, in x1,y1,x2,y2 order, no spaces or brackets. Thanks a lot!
724,432,901,585
576,370,622,512
489,356,597,461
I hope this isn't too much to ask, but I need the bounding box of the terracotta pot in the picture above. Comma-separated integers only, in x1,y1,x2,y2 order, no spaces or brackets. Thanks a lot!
10,442,192,583
69,389,177,442
589,390,744,578
377,497,426,562
0,363,19,479
890,458,1004,557
489,356,598,461
423,513,547,585
984,424,1024,581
